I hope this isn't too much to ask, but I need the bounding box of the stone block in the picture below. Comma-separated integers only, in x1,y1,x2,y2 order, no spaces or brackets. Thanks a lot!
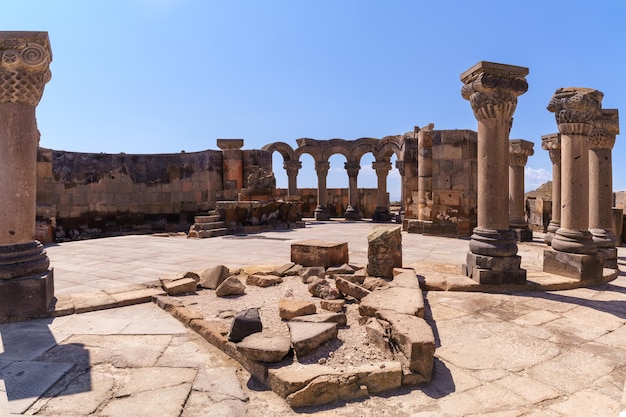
290,312,347,327
237,332,291,363
228,308,262,343
161,278,197,295
291,240,348,267
0,269,54,322
198,264,230,289
367,226,402,279
359,287,424,318
464,252,527,284
543,249,604,281
512,227,533,242
278,298,316,320
287,321,338,357
246,274,283,287
320,299,345,313
335,277,371,300
598,247,618,269
300,266,326,283
215,276,246,297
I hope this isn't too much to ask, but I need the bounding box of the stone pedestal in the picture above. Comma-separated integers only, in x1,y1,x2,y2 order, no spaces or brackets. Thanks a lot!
543,249,604,281
509,139,534,241
0,31,54,321
460,61,529,284
541,133,561,245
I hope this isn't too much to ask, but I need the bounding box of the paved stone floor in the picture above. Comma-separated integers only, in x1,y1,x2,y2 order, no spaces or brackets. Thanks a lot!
1,220,625,416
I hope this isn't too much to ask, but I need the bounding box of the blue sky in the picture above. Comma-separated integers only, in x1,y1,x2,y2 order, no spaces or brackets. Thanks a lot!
3,0,625,201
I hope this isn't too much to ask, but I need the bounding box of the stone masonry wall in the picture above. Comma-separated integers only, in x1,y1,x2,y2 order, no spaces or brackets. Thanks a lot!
276,188,380,218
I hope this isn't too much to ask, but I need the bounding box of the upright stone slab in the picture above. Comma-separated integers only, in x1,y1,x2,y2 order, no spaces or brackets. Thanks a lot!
460,61,528,284
366,226,402,279
0,31,54,321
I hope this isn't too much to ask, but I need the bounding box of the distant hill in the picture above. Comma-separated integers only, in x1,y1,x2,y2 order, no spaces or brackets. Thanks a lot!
525,181,552,200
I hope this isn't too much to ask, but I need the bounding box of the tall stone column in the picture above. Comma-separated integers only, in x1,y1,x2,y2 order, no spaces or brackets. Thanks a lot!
314,160,330,220
509,139,534,241
217,139,244,201
541,133,561,245
417,127,433,223
0,31,54,321
283,159,301,197
543,87,604,280
344,160,361,220
395,159,406,221
460,61,528,284
589,109,619,268
372,161,392,222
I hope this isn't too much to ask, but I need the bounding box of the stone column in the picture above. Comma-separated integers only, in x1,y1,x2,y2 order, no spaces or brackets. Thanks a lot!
283,159,301,197
541,133,561,245
217,138,244,201
509,139,534,241
344,160,361,220
543,87,604,280
460,61,528,284
0,31,54,321
417,127,433,223
372,161,392,222
395,159,406,222
314,160,330,220
589,109,619,268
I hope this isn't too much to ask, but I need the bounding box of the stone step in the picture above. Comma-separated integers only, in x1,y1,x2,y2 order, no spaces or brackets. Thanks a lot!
197,228,228,238
193,221,226,231
195,214,221,223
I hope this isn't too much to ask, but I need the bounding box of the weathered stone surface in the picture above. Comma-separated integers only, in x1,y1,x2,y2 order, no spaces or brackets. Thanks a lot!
543,249,604,281
278,298,316,320
389,268,420,289
286,374,368,407
308,277,329,297
237,332,291,363
283,264,303,276
367,226,402,279
290,312,347,327
361,277,390,291
272,262,296,276
215,276,245,297
291,240,349,267
376,310,435,380
228,308,262,342
365,318,391,351
287,321,338,357
162,278,197,295
335,277,371,300
334,273,365,285
246,274,283,287
326,263,355,277
301,266,326,283
359,287,424,318
198,265,230,289
320,299,345,313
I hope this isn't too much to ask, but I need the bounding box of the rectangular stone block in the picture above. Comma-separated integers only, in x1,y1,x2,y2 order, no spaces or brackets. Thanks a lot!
543,249,604,281
464,252,526,284
291,240,348,267
0,269,54,322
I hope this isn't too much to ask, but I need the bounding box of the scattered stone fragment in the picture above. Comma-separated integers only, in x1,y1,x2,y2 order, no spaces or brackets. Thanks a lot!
321,299,345,313
287,321,338,357
246,274,283,287
308,278,340,299
334,273,365,285
301,266,325,283
326,263,355,277
279,299,316,320
367,226,402,279
228,308,263,342
286,373,367,407
290,312,347,327
319,286,342,300
272,262,296,276
364,318,391,352
359,286,424,318
198,265,230,289
388,268,421,289
215,276,246,297
182,271,200,283
283,264,303,276
161,277,197,295
237,332,291,362
361,277,390,291
335,277,371,301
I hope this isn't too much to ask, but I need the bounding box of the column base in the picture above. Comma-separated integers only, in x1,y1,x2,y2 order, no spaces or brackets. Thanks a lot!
462,252,527,285
511,227,533,242
372,207,392,222
0,268,55,322
544,222,560,246
344,206,362,221
543,248,604,281
314,206,331,221
598,247,618,269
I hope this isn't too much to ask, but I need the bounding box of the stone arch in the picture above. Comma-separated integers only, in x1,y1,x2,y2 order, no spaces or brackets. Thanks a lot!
295,138,323,161
376,135,404,162
262,142,297,162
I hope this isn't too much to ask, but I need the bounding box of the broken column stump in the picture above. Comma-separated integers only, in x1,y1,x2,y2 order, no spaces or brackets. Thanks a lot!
291,240,348,267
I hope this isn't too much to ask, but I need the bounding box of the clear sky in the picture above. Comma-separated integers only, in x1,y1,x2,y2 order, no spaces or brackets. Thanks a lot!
3,0,625,201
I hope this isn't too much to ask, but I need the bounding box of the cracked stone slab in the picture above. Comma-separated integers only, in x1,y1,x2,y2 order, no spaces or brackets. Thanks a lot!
287,321,338,357
100,383,192,417
359,286,425,318
193,366,249,402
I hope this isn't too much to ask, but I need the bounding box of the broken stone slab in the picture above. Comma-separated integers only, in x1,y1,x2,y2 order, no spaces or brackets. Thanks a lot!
272,262,296,276
320,299,345,313
290,312,347,327
375,310,435,381
228,308,262,343
283,264,303,276
361,277,389,291
367,226,402,279
335,277,371,301
308,278,341,300
333,273,365,285
326,263,355,277
365,318,391,352
278,298,316,320
291,240,349,267
198,265,230,289
162,278,197,296
301,266,326,284
359,286,424,318
193,366,249,402
215,276,246,297
237,332,291,363
389,268,421,289
287,321,338,357
246,274,283,287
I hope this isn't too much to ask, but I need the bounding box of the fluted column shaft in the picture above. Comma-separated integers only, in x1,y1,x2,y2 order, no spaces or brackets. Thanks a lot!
283,160,301,197
541,133,561,245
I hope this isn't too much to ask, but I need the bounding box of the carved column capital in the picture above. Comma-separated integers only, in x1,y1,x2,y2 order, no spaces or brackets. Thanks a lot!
372,161,392,174
461,61,529,121
315,160,330,176
283,160,302,174
0,32,52,106
395,160,405,174
547,87,603,136
344,160,360,178
509,139,534,167
589,109,619,150
541,133,561,165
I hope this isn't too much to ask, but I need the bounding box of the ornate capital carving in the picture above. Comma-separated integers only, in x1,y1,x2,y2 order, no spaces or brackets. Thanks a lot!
547,87,603,136
589,109,619,150
461,61,529,121
0,31,52,106
283,160,302,175
541,133,561,165
344,161,360,178
372,161,392,174
315,161,330,176
509,139,534,167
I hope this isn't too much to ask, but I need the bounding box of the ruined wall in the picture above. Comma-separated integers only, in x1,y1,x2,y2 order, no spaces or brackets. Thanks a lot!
276,188,380,218
37,148,224,239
